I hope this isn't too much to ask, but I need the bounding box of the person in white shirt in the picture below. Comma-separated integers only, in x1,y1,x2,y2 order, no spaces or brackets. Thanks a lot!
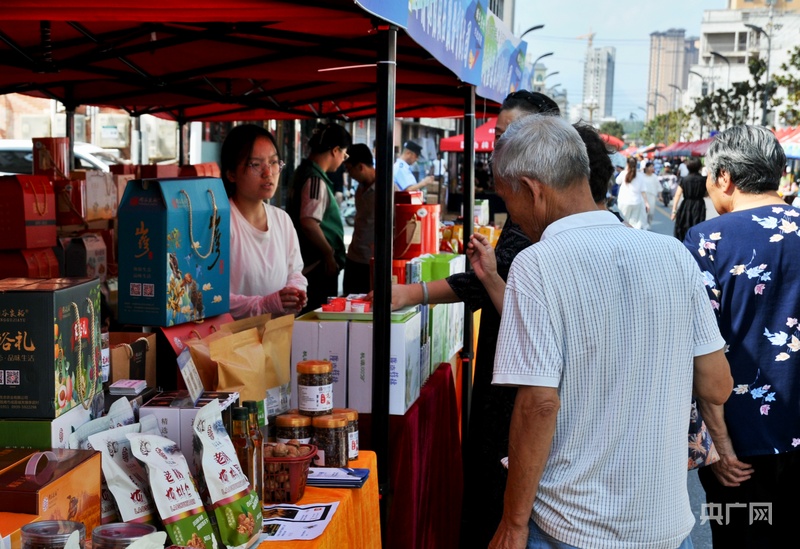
486,114,732,549
641,161,662,228
615,156,650,229
221,124,307,319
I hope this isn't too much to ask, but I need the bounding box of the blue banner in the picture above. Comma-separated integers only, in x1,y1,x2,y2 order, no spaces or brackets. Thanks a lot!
476,9,524,103
356,0,408,27
406,0,486,87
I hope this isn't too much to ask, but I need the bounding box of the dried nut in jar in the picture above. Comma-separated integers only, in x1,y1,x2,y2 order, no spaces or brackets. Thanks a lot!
296,360,333,417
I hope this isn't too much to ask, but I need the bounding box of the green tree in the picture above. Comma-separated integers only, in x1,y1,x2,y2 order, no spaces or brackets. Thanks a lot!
598,121,625,140
773,45,800,125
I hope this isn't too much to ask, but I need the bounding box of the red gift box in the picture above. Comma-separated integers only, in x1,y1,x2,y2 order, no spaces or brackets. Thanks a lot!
0,248,60,279
32,137,70,180
55,178,87,226
0,175,57,250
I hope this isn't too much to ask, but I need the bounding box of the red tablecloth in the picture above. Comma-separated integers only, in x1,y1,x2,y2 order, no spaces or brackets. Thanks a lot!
386,362,463,549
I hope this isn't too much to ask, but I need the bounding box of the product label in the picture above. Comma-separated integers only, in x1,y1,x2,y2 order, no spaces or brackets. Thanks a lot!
277,436,311,445
298,384,333,413
348,431,359,460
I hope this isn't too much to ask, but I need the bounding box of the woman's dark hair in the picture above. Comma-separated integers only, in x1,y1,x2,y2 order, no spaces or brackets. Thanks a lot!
308,123,352,155
220,124,280,197
686,158,702,174
573,123,614,204
501,90,560,116
625,156,638,183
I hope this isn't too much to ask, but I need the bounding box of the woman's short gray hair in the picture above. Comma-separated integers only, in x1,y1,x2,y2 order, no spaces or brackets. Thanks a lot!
706,125,785,194
492,114,589,193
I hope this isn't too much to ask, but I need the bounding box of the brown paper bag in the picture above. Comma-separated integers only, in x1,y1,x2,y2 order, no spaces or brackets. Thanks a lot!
262,314,294,416
109,332,157,388
210,328,268,403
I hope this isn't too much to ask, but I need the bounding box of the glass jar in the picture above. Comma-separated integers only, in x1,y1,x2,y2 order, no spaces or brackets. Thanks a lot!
275,413,312,444
311,414,348,468
297,360,333,417
92,523,157,549
22,521,85,549
332,407,359,460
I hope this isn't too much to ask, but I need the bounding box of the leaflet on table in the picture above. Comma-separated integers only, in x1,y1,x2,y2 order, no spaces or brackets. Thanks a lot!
306,467,369,488
260,502,339,542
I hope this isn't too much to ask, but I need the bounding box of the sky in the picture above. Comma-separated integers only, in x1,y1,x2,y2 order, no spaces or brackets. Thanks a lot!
513,0,729,121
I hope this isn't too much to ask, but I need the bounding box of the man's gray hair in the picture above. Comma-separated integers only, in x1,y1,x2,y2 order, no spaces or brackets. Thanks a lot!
492,114,590,192
706,125,785,194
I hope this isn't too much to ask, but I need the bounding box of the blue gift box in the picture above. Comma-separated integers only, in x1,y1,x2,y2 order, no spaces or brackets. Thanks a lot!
118,177,230,327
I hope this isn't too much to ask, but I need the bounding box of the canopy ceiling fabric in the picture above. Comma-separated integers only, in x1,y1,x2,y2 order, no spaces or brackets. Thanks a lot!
0,0,493,121
439,118,496,152
599,133,623,150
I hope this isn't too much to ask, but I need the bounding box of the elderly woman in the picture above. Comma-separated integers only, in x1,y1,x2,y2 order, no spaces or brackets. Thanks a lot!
684,125,800,547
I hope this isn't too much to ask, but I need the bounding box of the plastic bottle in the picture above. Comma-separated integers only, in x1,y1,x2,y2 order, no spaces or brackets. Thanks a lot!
243,400,264,500
231,406,255,488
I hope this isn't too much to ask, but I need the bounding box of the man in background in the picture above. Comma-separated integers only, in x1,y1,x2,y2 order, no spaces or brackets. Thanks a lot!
488,114,731,549
393,140,436,192
342,144,376,295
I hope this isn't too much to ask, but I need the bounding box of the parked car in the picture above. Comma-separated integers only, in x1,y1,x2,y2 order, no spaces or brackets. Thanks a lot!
0,139,122,175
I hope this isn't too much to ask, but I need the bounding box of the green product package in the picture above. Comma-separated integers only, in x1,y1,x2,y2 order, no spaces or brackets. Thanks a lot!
194,399,262,549
127,432,218,549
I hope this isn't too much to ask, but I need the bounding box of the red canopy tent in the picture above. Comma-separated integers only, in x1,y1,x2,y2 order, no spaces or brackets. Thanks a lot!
439,118,496,152
600,133,624,150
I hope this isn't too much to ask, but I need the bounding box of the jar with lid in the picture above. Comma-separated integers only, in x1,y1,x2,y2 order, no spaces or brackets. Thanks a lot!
275,413,312,444
332,407,359,460
92,523,157,549
296,360,333,417
22,521,85,549
311,414,348,467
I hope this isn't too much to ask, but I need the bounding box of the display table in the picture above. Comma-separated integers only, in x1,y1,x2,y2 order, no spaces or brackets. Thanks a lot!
259,450,381,548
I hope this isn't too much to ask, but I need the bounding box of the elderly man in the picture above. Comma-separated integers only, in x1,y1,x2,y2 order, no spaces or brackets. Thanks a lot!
488,115,732,549
393,140,435,192
684,126,800,547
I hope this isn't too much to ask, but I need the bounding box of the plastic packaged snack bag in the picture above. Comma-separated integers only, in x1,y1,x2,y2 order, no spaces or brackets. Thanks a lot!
194,399,262,549
127,432,218,549
89,416,159,524
69,397,135,449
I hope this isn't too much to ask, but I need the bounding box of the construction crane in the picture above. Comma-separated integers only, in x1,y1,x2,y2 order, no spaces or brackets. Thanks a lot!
577,30,595,50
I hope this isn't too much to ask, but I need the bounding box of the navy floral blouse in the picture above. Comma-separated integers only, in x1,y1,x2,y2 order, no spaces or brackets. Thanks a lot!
685,204,800,457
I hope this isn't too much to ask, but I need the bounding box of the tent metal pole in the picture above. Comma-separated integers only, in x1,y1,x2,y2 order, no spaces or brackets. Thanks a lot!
177,111,186,165
461,86,475,453
373,22,397,544
65,107,75,171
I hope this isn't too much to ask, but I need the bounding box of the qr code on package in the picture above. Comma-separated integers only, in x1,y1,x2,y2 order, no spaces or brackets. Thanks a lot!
143,284,154,297
130,283,142,296
4,370,20,385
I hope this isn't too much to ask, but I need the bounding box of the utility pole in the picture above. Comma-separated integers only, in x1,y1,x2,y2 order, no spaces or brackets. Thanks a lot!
745,1,775,126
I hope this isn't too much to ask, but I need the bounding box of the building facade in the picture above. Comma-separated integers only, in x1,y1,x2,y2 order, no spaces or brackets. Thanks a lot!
647,29,699,120
685,3,800,134
582,46,616,122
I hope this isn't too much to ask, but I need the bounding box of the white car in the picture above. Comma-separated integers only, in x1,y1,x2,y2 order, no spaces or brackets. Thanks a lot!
0,139,122,175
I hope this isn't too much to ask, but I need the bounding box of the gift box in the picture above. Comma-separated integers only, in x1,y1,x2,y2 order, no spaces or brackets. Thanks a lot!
179,163,221,178
65,233,107,283
117,177,230,327
113,174,136,207
0,277,102,419
0,396,95,449
138,164,180,179
0,175,57,250
73,170,117,221
32,138,70,181
0,248,60,279
0,449,102,536
347,311,421,415
0,512,39,549
55,178,87,226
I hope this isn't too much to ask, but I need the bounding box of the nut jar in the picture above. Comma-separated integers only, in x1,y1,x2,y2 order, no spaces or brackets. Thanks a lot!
92,523,158,549
332,407,359,460
311,414,348,468
296,360,333,417
21,521,85,549
275,413,312,444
